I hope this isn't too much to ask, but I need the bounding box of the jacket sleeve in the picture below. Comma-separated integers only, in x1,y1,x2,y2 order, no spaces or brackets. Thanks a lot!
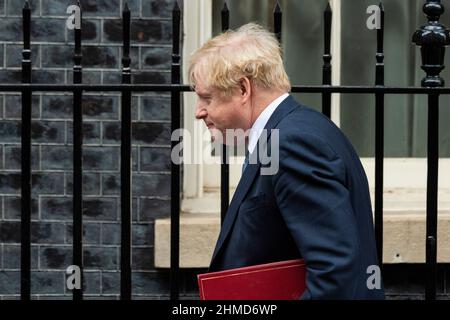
271,131,362,299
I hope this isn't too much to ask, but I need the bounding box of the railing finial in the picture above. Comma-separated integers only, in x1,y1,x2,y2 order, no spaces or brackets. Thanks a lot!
221,0,229,32
413,0,450,87
423,0,444,21
376,2,385,55
273,1,282,43
172,0,180,13
222,0,229,12
274,0,281,13
23,1,30,9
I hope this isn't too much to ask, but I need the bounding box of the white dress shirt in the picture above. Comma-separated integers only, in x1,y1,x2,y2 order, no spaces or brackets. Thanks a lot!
247,93,289,155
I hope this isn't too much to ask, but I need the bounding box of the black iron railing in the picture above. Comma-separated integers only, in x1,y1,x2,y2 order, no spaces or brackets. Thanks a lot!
20,1,32,301
72,1,83,301
120,2,132,301
375,2,385,273
0,0,449,300
170,1,181,300
220,1,230,226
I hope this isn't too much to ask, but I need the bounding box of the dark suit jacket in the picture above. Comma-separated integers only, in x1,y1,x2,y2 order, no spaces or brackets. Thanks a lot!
208,95,385,300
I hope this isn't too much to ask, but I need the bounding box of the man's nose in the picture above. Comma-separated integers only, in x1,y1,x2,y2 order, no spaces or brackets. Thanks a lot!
195,104,207,120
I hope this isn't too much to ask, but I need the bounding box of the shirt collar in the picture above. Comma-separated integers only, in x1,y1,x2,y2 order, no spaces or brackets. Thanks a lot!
247,93,289,154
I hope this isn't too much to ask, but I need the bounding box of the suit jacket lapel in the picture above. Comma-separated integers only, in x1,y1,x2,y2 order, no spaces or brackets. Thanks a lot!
210,160,261,265
209,95,300,267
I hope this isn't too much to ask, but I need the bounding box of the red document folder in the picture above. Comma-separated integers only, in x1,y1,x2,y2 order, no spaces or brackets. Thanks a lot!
197,259,306,300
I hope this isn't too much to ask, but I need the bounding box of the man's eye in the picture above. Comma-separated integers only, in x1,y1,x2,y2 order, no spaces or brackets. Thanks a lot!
200,96,211,104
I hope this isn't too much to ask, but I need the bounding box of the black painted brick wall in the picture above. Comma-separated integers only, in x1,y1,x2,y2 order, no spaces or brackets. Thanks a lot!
0,0,202,300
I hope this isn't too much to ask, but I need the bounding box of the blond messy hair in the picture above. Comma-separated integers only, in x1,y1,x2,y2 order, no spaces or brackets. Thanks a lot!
188,23,291,96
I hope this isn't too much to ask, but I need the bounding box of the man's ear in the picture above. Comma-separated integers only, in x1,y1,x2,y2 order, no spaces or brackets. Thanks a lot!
239,77,252,102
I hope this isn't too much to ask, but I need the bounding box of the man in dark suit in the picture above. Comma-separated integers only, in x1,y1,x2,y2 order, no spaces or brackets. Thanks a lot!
189,23,385,299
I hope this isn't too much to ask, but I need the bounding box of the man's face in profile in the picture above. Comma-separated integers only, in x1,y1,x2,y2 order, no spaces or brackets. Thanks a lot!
194,78,249,146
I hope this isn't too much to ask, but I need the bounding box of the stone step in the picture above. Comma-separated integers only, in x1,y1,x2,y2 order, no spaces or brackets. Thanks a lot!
155,188,450,268
182,188,450,215
155,212,450,268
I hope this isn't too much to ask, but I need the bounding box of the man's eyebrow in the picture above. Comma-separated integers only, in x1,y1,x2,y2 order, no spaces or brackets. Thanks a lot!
196,91,212,98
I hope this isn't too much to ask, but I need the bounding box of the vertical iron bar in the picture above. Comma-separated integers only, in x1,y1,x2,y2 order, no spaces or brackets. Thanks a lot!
170,1,181,301
221,1,229,225
21,1,31,301
322,2,332,118
412,0,450,300
273,1,282,44
426,93,439,300
120,2,132,300
72,0,83,301
374,2,385,269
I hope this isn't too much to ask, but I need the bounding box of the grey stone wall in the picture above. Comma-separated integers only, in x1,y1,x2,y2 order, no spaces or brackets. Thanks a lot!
0,0,202,300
